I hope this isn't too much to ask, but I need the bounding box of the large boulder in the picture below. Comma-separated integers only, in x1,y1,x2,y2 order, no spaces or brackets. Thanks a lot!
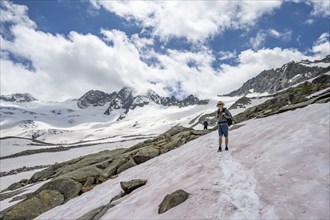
120,179,147,194
2,190,64,220
102,157,129,179
158,189,189,214
117,157,136,174
132,147,160,164
60,166,104,183
30,167,55,183
37,178,82,202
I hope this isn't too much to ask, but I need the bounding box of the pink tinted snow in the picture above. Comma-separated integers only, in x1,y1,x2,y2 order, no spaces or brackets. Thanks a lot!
36,103,329,219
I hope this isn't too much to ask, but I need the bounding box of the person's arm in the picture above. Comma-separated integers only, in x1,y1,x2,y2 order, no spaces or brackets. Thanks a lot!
223,108,232,119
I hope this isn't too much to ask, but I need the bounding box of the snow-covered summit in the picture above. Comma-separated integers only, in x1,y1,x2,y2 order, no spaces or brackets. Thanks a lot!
0,93,37,103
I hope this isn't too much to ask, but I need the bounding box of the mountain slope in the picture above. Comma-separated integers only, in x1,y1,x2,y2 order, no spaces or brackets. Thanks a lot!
226,55,330,96
33,103,329,219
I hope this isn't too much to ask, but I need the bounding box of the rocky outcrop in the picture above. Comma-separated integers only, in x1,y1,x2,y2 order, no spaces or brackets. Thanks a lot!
1,190,64,220
0,126,209,219
78,179,147,220
229,96,252,110
233,79,330,124
77,90,116,108
120,179,147,194
226,56,330,96
158,189,189,214
36,178,82,202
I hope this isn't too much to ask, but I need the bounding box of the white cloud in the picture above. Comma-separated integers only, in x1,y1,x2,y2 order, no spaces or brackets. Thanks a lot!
249,31,267,50
249,29,292,50
0,1,35,29
309,0,330,17
311,33,330,58
90,0,282,42
1,1,329,102
218,51,237,61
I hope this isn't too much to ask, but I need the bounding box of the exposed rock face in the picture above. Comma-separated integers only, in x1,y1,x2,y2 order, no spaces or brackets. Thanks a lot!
120,179,147,194
77,90,116,108
233,79,330,124
0,93,37,103
226,56,330,96
76,87,209,119
229,96,252,110
158,189,189,214
2,190,64,220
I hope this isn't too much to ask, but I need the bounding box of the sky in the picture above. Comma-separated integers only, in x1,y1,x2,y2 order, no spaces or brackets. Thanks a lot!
0,0,329,101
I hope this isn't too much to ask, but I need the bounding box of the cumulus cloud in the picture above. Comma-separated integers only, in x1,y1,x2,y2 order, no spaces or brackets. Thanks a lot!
311,33,330,57
90,0,283,42
0,1,36,28
1,1,329,102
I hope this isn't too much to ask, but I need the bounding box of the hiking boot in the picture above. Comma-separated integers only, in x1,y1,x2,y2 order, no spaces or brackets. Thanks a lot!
218,146,222,152
225,146,228,151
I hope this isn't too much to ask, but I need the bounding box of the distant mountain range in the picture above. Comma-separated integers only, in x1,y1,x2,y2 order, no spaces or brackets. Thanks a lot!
0,88,209,117
77,87,209,116
225,55,330,96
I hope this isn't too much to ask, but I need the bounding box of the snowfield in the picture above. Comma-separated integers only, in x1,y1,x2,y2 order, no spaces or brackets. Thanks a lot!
30,103,329,220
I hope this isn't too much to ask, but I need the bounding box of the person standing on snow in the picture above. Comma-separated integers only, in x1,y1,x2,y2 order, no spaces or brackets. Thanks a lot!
216,101,232,152
203,121,208,130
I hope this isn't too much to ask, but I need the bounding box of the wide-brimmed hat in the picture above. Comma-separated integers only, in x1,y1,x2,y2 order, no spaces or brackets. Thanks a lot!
216,101,225,107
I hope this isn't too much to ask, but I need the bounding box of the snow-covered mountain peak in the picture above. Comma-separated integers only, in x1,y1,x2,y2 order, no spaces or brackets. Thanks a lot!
0,93,37,103
117,87,134,100
77,90,114,108
225,55,330,97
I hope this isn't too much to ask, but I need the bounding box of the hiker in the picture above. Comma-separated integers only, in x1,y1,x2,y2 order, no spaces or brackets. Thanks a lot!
216,101,232,152
203,121,208,130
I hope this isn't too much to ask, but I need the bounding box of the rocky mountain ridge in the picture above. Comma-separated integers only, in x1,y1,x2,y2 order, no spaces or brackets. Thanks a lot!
226,55,330,96
0,93,37,103
77,87,209,117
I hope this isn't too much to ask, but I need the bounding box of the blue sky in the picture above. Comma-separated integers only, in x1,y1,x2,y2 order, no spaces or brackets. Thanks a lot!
1,0,329,101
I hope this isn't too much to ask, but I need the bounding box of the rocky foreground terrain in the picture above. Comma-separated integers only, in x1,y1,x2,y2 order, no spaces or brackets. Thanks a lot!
0,126,209,219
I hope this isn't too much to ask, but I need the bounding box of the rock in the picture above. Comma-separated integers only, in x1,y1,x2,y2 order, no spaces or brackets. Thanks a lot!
120,179,147,194
0,189,26,202
54,154,113,177
30,167,55,183
225,57,330,96
9,193,33,203
158,189,189,214
3,190,64,220
77,206,105,220
95,161,111,169
81,177,95,193
61,166,104,184
37,178,82,202
7,182,24,191
117,157,136,174
102,157,128,179
132,147,160,164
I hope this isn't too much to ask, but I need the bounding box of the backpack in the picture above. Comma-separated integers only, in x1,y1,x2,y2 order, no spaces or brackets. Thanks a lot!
220,108,233,126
